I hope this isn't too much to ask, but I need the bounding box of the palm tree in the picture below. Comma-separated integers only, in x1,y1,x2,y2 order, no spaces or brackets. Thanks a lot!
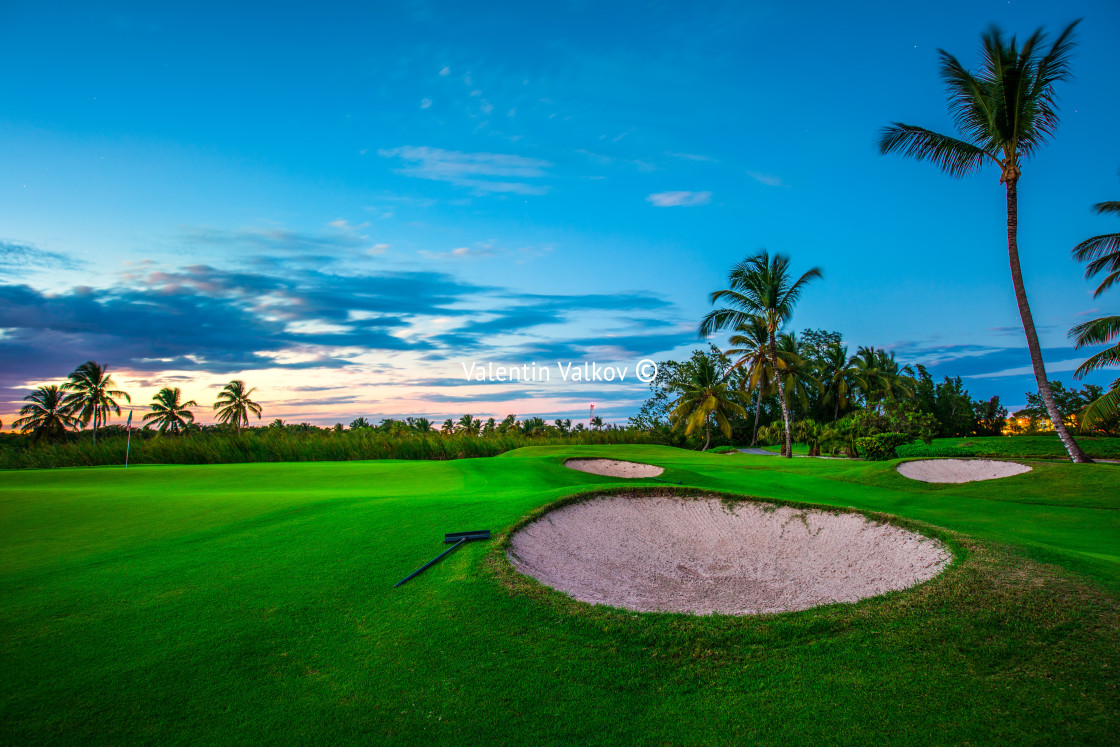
456,413,481,435
852,347,914,411
774,332,822,435
142,387,199,435
819,343,858,421
1069,316,1119,430
699,250,822,458
796,418,826,457
1072,175,1120,298
669,356,747,451
61,361,131,443
12,385,79,441
1069,179,1120,430
878,21,1091,463
727,316,777,446
213,380,262,434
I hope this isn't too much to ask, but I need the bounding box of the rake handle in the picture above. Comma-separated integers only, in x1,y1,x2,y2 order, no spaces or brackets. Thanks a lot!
393,538,466,588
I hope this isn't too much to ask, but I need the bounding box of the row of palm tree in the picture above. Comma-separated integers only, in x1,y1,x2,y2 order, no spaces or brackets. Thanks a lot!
11,362,262,440
13,362,129,443
698,250,822,457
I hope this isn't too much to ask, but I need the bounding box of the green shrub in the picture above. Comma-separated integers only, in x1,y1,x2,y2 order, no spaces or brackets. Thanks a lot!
856,432,912,461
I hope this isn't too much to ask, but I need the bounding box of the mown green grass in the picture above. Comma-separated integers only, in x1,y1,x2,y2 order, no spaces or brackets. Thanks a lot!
904,434,1120,460
1,446,1118,744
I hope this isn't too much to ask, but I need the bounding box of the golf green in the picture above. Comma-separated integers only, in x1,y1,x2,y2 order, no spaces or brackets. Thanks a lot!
2,445,1118,744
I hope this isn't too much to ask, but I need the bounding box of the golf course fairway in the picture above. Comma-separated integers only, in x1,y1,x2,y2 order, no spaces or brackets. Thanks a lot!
2,445,1118,744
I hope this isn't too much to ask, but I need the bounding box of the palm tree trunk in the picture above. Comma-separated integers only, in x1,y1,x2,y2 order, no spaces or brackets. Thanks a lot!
703,419,711,451
1006,178,1092,464
769,331,793,458
750,388,763,446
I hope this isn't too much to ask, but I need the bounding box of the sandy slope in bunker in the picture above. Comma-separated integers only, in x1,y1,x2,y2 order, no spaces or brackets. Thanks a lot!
897,459,1031,483
509,495,950,615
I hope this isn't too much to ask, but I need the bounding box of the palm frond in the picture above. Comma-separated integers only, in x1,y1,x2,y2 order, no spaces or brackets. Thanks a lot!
1078,380,1120,431
1072,347,1120,378
878,124,991,177
1069,315,1120,348
1095,200,1120,217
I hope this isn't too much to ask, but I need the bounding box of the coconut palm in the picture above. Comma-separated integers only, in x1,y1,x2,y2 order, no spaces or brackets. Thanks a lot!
878,21,1090,463
1072,176,1120,298
852,347,914,411
1069,315,1119,430
726,316,777,446
61,361,131,443
775,333,821,410
142,387,199,435
796,418,826,457
1069,180,1120,430
699,250,822,458
669,356,747,451
819,343,858,421
212,380,262,434
12,385,80,441
456,413,481,435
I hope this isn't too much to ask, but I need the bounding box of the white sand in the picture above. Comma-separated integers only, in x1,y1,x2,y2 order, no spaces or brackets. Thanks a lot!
897,458,1031,483
508,495,949,615
565,458,664,478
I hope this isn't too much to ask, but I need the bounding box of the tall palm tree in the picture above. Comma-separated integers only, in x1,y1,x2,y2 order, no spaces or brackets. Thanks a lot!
819,343,857,421
61,361,131,443
699,250,822,458
772,332,822,453
213,380,262,434
669,356,747,451
12,385,80,441
726,316,777,446
878,21,1091,463
142,387,199,435
852,347,914,411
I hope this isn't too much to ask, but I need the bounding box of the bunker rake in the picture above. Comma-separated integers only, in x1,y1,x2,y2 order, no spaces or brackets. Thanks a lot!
394,530,491,587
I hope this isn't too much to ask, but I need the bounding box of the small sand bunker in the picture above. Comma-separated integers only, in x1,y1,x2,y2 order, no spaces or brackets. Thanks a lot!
898,459,1031,483
509,495,949,615
565,458,664,478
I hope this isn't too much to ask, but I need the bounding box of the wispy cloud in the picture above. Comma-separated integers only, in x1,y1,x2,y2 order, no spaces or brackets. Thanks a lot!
419,246,494,261
379,146,552,195
0,241,85,272
665,152,716,163
180,224,389,262
646,191,712,207
747,171,787,188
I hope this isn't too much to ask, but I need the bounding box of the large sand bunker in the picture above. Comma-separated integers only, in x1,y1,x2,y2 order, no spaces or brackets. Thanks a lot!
565,458,664,478
508,495,949,615
898,459,1031,483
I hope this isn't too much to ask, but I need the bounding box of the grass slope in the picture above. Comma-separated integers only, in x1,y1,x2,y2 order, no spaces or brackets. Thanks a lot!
1,446,1118,744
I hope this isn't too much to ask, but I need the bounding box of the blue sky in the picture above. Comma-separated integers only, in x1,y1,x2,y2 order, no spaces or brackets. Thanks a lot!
2,0,1118,426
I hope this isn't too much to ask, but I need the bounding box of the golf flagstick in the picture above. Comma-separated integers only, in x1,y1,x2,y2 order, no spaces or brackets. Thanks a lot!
124,410,133,469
